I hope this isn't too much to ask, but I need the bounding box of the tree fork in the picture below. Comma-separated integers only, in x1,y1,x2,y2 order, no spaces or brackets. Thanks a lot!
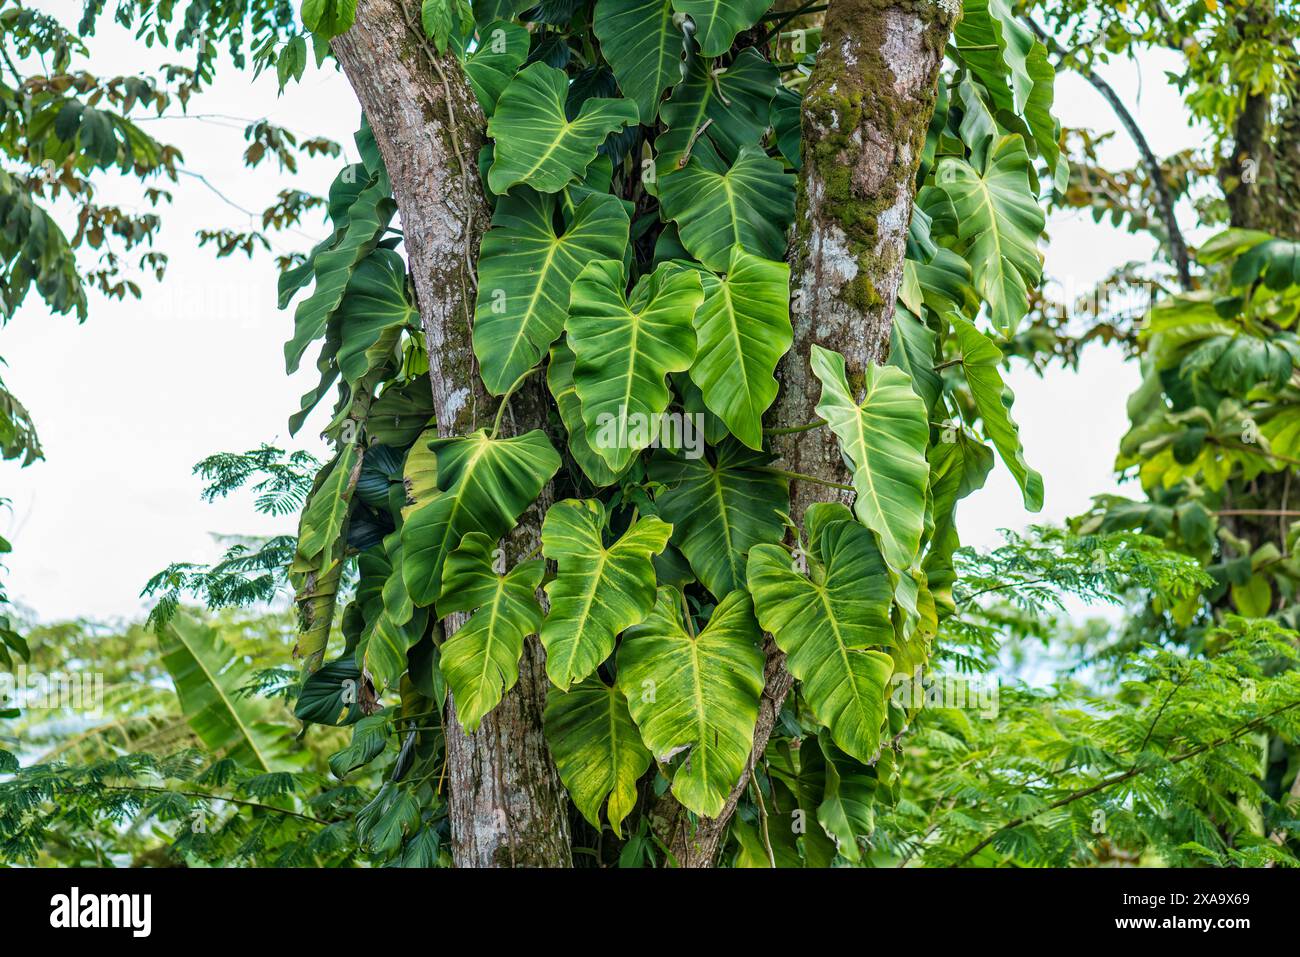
649,0,957,866
331,0,572,867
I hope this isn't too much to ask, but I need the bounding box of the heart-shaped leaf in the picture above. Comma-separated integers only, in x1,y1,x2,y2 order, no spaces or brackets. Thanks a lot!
935,135,1044,336
438,532,546,731
545,678,652,836
649,438,788,599
566,259,703,472
401,429,560,606
473,189,630,394
487,62,639,194
617,587,765,817
811,345,930,571
547,340,626,486
658,144,795,271
748,503,895,764
688,246,791,449
540,498,673,689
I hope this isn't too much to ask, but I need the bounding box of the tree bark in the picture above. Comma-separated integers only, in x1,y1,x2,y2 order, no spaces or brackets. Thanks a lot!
332,0,572,867
650,0,956,867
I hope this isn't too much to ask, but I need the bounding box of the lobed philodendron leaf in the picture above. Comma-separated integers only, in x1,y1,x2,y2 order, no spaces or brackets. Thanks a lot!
473,189,630,394
487,62,639,195
935,134,1044,337
688,246,791,449
670,0,773,57
463,20,530,115
544,678,652,836
949,314,1044,511
401,429,560,607
810,345,930,572
655,48,779,174
617,587,765,818
540,499,673,689
649,438,788,599
593,0,685,123
566,259,703,473
437,532,545,731
747,503,896,764
658,144,796,271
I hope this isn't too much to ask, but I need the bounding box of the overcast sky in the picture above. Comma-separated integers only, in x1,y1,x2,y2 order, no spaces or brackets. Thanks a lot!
0,11,1212,623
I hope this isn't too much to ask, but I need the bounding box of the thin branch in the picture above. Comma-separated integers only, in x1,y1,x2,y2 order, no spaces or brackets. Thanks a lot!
1024,16,1193,290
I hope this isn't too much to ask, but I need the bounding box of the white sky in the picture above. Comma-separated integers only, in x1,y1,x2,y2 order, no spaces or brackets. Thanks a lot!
0,13,1211,622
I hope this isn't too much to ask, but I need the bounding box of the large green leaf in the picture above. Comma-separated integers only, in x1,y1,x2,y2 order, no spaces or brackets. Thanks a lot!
463,20,530,114
540,499,672,689
949,314,1043,511
487,62,639,194
810,346,929,571
401,429,561,606
547,340,625,486
158,614,289,771
437,532,545,731
649,438,788,599
670,0,772,57
658,144,795,271
333,248,415,387
809,730,878,864
474,189,630,394
747,504,895,764
655,48,779,173
566,259,703,472
617,587,765,817
593,0,684,122
688,247,791,449
544,678,652,836
935,135,1044,336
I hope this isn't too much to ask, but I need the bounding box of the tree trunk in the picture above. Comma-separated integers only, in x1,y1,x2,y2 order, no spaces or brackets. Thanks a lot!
650,0,956,867
332,0,572,867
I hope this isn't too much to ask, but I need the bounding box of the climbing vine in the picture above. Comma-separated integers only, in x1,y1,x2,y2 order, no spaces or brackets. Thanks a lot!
277,0,1061,863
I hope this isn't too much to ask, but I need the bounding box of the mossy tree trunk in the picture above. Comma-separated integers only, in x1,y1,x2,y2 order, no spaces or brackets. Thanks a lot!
332,0,572,868
649,0,956,867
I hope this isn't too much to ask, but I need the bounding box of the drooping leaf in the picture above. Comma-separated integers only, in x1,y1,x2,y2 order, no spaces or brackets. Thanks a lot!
437,532,545,731
401,429,560,606
593,0,685,122
540,499,672,689
487,62,639,194
657,144,795,271
617,587,765,817
688,247,791,450
748,503,895,764
158,614,289,771
935,135,1044,336
949,314,1044,511
649,438,788,599
544,678,652,836
811,345,929,571
356,532,428,691
566,259,703,472
474,189,630,394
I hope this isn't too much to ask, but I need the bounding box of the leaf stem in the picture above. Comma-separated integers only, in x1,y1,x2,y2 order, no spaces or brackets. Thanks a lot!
490,366,543,439
757,467,853,492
